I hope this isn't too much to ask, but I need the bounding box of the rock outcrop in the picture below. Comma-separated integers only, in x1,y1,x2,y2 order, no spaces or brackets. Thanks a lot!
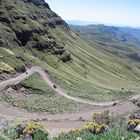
0,0,71,63
134,124,140,133
23,0,51,9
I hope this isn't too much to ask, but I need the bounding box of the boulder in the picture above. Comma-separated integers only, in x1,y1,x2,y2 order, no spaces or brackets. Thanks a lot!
61,53,72,63
12,83,23,91
127,123,137,132
15,66,26,73
134,124,140,133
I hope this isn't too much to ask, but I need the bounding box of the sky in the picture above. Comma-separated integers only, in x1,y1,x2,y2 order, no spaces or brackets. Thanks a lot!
46,0,140,27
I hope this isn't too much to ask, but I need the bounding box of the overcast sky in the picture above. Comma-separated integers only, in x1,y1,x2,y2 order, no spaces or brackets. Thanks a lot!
46,0,140,27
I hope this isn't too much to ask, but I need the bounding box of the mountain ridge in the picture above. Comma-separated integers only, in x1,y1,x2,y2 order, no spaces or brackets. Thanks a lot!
67,20,140,28
70,24,140,47
23,0,51,9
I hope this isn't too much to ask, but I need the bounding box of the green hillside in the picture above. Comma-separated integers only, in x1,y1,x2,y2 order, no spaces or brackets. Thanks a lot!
70,24,140,47
0,0,140,103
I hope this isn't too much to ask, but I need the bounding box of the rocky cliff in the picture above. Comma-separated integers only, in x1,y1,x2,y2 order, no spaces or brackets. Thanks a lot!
0,0,71,62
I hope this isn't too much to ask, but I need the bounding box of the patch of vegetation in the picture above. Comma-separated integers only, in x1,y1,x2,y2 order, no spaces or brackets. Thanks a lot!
55,111,139,140
1,120,49,140
0,62,14,73
0,134,10,140
0,47,25,72
54,128,139,140
22,74,54,95
2,48,14,55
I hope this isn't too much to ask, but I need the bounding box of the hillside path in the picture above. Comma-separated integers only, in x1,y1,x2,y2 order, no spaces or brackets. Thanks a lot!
0,66,120,106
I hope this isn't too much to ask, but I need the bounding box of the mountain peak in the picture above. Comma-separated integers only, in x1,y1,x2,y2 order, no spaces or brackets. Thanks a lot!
23,0,50,9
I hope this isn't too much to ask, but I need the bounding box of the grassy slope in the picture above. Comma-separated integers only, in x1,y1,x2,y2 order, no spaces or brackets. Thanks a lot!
56,128,139,140
55,128,139,140
1,27,140,101
1,74,93,114
0,0,140,102
38,27,140,101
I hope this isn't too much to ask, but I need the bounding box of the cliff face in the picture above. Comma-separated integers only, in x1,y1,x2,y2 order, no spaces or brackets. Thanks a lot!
0,0,71,62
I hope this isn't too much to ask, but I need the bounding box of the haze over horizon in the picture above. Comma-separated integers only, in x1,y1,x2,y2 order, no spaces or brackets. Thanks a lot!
46,0,140,27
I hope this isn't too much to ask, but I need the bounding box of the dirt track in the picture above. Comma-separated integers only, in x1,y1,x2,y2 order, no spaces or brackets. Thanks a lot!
0,100,139,136
0,66,120,106
0,66,139,136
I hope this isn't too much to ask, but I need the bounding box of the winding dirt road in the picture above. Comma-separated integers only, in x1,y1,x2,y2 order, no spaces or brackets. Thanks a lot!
0,100,139,136
0,66,119,106
0,66,139,136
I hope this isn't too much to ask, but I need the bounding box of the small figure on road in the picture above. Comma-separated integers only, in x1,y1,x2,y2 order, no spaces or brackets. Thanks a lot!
53,85,57,89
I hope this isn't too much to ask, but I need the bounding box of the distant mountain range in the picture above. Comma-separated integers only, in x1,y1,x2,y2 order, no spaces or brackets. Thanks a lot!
66,20,101,26
70,24,140,48
70,24,140,63
66,20,140,28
